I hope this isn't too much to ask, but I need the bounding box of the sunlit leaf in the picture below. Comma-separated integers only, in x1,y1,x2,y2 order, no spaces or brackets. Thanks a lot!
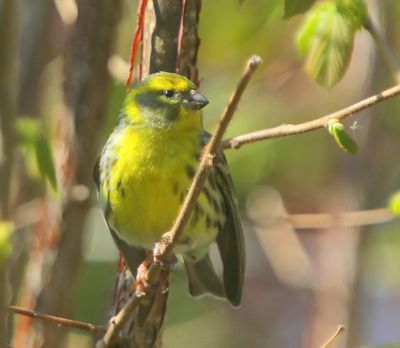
388,191,400,216
327,119,358,153
0,221,13,270
296,0,366,88
283,0,317,19
35,136,57,191
296,3,329,57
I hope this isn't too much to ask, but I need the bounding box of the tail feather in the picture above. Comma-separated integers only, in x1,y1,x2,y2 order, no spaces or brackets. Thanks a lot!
183,254,225,299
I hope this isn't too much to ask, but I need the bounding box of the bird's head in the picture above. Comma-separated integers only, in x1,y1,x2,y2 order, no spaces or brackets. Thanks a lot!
123,72,208,130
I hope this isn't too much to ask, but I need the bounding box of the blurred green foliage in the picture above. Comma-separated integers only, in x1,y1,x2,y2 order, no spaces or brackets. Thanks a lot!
0,222,13,271
283,0,317,19
388,192,400,216
15,117,57,191
10,0,400,346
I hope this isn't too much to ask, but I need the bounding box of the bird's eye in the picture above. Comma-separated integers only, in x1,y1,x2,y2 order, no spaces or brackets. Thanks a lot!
163,90,175,98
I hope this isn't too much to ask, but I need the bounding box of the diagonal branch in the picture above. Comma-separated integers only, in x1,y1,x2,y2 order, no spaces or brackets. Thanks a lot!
100,54,263,347
223,83,400,150
158,54,263,256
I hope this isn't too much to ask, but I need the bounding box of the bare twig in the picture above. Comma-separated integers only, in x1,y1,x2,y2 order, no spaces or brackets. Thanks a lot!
252,207,395,230
100,294,147,345
8,305,105,333
364,16,400,83
320,325,345,348
100,54,263,347
223,83,400,150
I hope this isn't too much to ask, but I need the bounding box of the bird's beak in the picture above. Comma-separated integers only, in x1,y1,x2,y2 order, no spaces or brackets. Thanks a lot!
184,92,209,110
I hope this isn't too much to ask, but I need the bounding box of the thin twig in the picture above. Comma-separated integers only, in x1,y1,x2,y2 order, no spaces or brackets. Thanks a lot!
101,294,147,345
100,55,263,347
320,325,345,348
8,305,105,333
252,207,395,230
223,83,400,149
364,16,400,83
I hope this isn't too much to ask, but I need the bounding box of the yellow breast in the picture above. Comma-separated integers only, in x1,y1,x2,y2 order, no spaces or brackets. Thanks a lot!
100,123,201,248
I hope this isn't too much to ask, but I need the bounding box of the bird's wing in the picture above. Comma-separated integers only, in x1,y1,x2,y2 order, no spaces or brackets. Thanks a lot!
214,152,245,306
201,133,245,306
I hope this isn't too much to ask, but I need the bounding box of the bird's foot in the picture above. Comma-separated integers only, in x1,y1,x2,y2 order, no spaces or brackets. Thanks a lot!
134,255,154,296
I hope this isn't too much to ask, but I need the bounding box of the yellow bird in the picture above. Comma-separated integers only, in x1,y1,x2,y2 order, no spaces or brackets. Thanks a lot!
94,72,245,306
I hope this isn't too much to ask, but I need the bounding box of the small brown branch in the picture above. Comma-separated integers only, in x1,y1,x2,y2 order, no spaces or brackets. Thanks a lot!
252,207,395,230
320,325,345,348
364,16,400,83
8,305,105,333
223,83,400,150
100,294,146,346
100,54,262,347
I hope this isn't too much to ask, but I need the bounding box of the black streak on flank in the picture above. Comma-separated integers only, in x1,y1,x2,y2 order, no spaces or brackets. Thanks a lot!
205,215,212,229
208,174,218,191
190,203,204,228
172,181,179,194
117,179,125,197
105,191,112,219
186,164,195,178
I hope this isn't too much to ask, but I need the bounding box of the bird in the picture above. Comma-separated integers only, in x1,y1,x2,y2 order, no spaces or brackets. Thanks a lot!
94,72,245,306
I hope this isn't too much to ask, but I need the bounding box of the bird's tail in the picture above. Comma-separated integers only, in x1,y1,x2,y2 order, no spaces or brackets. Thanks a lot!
183,254,225,299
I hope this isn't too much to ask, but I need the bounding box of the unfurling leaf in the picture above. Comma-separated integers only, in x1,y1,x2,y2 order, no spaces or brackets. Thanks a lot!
0,221,13,270
35,136,57,191
388,191,400,216
327,119,358,153
296,0,367,88
284,0,317,19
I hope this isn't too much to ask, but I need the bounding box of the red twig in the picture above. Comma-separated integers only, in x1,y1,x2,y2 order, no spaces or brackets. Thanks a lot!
176,0,187,72
126,0,148,86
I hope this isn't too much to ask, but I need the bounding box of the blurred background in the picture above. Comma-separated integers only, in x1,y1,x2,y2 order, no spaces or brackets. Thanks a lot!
2,0,400,347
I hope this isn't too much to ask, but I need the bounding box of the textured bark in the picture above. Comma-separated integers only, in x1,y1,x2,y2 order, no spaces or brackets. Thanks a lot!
33,1,122,347
149,0,183,73
108,1,202,347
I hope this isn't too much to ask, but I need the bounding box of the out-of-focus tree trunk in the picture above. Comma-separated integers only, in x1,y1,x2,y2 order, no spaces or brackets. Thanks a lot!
0,0,19,344
108,1,202,347
346,1,400,346
26,2,123,347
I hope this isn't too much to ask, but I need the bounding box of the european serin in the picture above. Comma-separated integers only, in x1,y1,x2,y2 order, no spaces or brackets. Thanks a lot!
94,72,245,306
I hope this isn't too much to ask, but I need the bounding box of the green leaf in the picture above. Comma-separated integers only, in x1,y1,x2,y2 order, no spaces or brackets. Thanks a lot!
284,0,317,19
35,136,57,191
0,221,13,270
388,191,400,216
327,119,358,153
296,1,365,88
14,117,40,145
